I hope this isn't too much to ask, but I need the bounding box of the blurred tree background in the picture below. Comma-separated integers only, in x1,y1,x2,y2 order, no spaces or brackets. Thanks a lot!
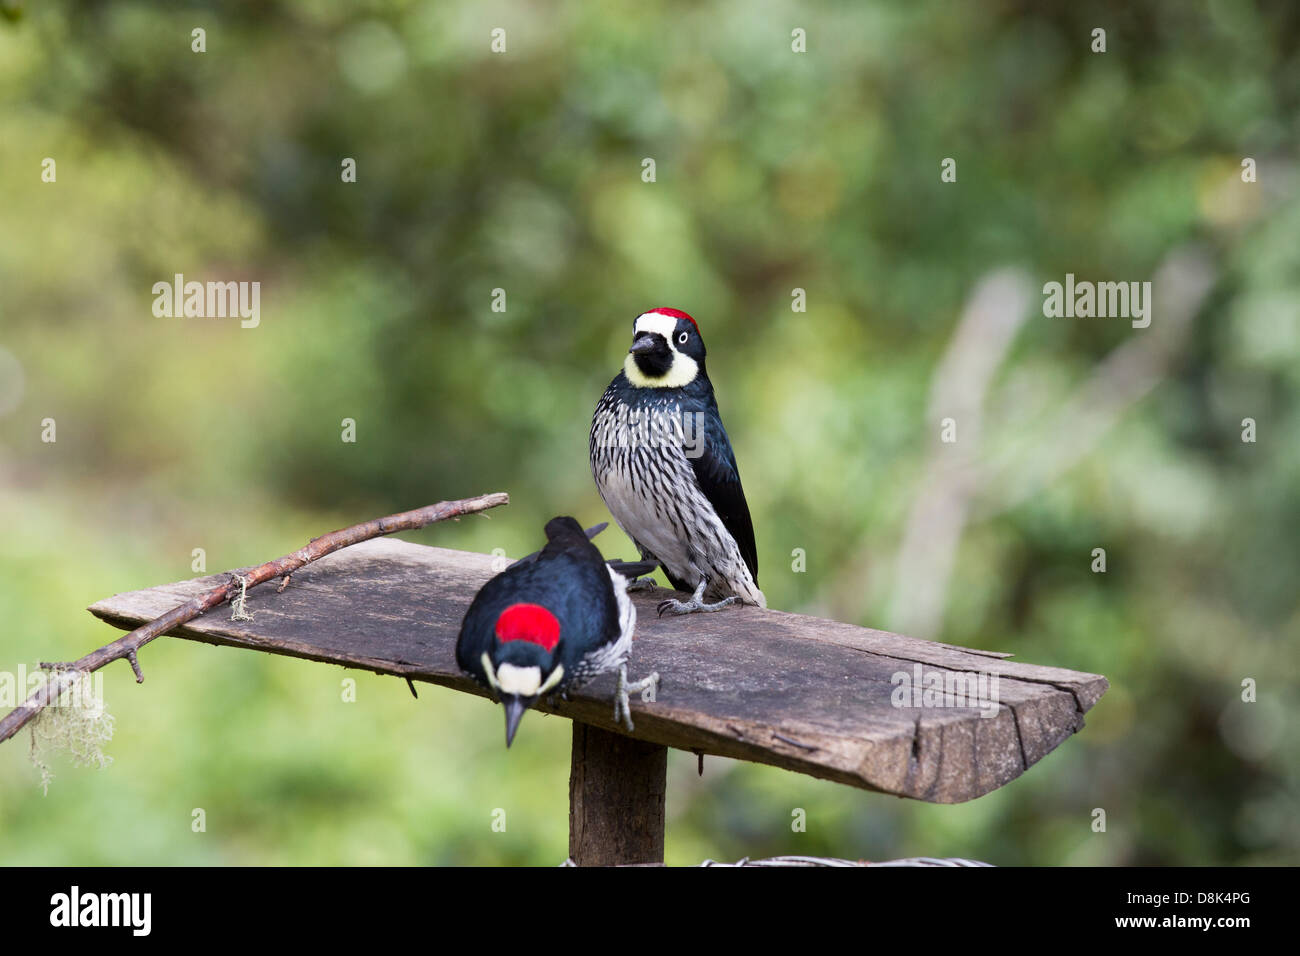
1,0,1297,865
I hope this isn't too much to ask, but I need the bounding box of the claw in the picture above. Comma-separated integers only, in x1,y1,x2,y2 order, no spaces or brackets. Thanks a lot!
657,595,738,615
613,665,660,732
656,578,740,616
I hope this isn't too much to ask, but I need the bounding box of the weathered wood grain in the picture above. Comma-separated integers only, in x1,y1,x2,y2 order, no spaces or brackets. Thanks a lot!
569,725,666,866
87,537,1107,803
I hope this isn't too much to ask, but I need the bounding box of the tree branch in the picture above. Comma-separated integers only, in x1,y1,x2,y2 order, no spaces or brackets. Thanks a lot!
0,492,509,746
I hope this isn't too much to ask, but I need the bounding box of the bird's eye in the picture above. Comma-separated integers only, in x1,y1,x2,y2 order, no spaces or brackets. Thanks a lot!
678,332,689,345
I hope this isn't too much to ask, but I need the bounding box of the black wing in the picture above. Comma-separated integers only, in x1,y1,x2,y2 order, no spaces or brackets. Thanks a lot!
688,414,759,586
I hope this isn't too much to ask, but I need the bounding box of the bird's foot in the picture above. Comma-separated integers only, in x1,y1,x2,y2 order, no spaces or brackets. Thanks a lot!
657,578,739,616
613,665,659,732
625,576,658,592
657,594,739,616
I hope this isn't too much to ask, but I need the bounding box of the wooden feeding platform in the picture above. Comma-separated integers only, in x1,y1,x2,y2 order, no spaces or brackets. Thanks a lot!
87,537,1107,866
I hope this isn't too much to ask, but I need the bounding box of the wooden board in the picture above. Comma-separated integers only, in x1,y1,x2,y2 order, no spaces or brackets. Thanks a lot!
87,538,1107,803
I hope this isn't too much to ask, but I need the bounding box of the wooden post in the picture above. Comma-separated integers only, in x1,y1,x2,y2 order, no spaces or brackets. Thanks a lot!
568,722,667,866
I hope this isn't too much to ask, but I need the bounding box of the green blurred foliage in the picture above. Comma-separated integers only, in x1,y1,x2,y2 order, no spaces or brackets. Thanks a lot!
1,0,1298,865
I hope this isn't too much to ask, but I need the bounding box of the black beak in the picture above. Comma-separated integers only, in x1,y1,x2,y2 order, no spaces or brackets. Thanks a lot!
629,332,661,355
503,695,528,747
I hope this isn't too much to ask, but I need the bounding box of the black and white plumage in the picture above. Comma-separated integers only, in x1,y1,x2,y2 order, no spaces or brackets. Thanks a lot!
455,515,657,745
589,308,764,615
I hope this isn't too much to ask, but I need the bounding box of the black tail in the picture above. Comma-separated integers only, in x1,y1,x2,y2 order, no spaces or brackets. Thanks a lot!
608,559,658,578
508,519,608,568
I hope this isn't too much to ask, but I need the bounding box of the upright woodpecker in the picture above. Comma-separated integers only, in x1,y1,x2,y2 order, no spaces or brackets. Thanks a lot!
456,516,658,746
589,307,764,615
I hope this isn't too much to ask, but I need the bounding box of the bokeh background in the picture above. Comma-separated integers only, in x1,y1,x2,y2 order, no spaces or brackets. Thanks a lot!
2,0,1298,865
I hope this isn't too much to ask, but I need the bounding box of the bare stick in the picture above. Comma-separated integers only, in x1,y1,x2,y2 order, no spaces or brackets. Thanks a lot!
0,492,509,746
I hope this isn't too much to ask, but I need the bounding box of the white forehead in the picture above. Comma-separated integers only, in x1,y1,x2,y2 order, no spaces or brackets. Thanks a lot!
635,311,683,339
496,663,541,696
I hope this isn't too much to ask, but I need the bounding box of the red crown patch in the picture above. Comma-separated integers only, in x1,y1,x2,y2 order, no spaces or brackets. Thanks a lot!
495,603,561,652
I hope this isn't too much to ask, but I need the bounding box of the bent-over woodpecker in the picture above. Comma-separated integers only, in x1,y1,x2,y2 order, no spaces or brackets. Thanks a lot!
589,307,764,615
455,515,659,746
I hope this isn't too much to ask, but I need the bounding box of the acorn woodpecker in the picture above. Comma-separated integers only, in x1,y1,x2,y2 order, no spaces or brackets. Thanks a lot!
589,307,764,615
455,516,659,746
